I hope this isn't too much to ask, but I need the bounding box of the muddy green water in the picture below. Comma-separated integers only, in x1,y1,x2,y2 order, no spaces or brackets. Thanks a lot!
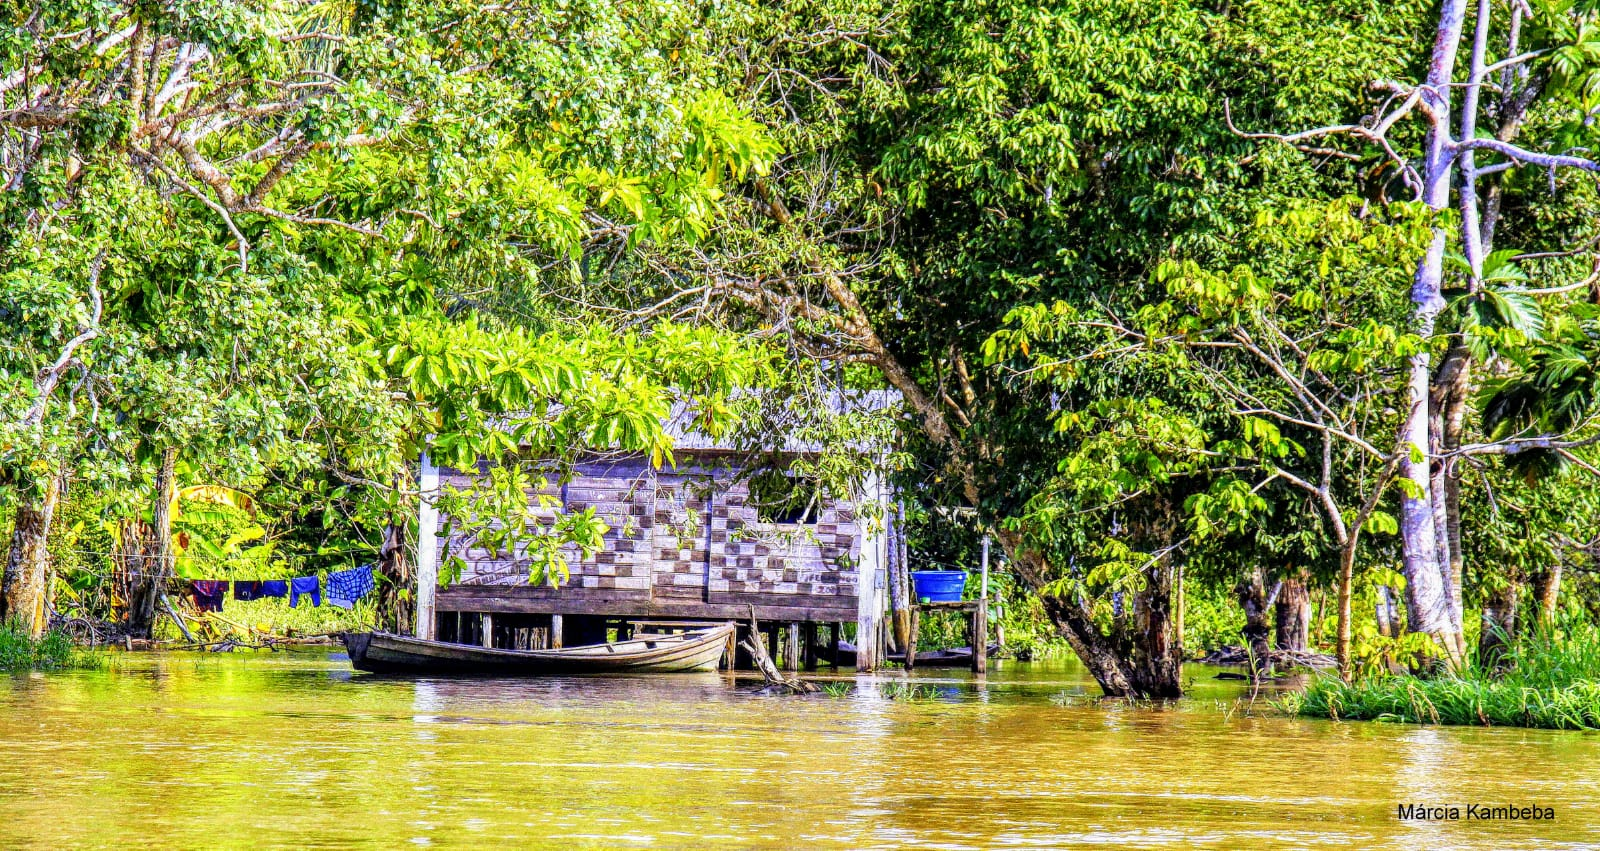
0,652,1595,849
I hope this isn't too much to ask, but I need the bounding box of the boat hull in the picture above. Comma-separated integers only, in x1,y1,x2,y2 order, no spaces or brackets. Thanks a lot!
342,624,735,676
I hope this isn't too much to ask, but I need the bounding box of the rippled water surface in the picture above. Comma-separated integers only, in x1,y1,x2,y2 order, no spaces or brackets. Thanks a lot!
0,651,1594,849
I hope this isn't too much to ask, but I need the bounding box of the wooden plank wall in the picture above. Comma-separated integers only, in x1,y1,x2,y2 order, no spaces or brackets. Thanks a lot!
436,454,861,621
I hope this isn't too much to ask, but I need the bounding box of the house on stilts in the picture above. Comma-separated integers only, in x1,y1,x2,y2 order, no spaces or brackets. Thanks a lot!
411,391,901,671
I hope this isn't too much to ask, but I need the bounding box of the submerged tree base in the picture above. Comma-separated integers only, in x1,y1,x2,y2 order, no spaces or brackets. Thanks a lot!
1285,628,1600,730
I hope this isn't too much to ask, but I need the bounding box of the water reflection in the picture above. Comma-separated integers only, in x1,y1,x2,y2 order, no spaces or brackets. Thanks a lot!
0,652,1593,849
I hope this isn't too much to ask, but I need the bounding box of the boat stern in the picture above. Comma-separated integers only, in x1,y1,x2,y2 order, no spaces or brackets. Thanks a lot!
340,631,373,669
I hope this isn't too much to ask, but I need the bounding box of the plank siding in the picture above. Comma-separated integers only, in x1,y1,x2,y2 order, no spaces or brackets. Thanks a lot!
437,452,865,623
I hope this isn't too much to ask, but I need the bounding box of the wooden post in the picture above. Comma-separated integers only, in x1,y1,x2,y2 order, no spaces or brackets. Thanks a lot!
803,622,818,671
980,535,990,602
549,613,563,648
977,534,989,674
856,469,887,672
830,622,842,668
480,612,494,649
784,623,801,671
887,503,910,654
905,605,920,669
414,450,441,640
972,603,987,674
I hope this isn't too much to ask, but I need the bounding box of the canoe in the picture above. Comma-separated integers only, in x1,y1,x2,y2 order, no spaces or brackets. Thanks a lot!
341,623,735,676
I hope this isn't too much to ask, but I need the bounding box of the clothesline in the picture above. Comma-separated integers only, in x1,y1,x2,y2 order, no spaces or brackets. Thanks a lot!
50,546,379,562
187,565,375,613
45,546,382,581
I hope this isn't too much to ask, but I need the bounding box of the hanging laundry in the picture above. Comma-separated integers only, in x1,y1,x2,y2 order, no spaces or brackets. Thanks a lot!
326,565,375,609
289,575,321,608
190,580,229,612
233,580,265,601
259,580,288,599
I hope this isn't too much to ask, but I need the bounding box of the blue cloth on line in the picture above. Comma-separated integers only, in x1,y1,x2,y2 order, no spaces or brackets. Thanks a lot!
190,580,228,612
258,580,288,599
233,581,264,601
326,565,375,609
289,575,320,608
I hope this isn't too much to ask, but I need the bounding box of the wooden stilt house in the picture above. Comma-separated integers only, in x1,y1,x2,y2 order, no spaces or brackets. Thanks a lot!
411,391,900,671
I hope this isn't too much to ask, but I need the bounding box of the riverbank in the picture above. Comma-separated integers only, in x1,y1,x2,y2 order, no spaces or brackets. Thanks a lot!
0,623,93,671
1286,627,1600,730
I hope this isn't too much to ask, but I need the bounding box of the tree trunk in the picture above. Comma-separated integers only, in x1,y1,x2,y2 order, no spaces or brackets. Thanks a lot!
1129,557,1182,697
1,473,63,637
1431,344,1472,655
1274,576,1310,653
806,250,1183,698
1375,585,1401,638
1237,568,1273,681
125,448,178,638
1478,575,1519,669
1337,545,1357,680
114,517,154,629
1174,561,1185,659
1532,564,1561,629
996,531,1184,697
377,519,412,634
1398,0,1470,664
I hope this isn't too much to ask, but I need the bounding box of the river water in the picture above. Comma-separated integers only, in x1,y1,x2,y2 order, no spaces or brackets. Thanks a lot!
0,651,1594,849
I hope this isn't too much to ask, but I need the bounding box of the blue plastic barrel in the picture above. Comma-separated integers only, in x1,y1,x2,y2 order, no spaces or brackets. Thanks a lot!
911,570,967,602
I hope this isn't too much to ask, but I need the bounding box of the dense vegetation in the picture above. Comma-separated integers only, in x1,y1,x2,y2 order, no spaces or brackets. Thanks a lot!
6,0,1600,721
0,621,88,671
1288,625,1600,730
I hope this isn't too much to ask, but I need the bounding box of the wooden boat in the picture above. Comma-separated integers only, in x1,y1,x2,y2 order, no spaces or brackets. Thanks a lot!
341,622,735,675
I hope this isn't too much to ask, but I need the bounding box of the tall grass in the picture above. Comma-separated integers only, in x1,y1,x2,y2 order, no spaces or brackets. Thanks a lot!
1285,625,1600,730
0,621,95,671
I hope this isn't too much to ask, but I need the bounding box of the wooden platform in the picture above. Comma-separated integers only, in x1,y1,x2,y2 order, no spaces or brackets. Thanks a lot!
906,600,988,673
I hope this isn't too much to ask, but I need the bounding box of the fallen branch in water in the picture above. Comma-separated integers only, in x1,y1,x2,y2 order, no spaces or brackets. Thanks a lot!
742,608,819,694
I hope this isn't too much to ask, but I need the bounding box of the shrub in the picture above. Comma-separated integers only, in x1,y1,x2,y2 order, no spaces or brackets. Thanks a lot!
0,621,95,671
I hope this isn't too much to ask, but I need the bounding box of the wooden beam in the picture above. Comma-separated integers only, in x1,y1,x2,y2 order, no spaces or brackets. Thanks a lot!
414,450,440,639
549,613,562,648
480,612,494,649
972,603,987,674
856,468,887,672
803,622,818,671
887,502,910,654
977,533,990,674
439,585,651,604
783,623,800,672
905,605,920,670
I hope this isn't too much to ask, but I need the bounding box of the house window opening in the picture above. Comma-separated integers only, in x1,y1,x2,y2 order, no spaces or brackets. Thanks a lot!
750,468,822,525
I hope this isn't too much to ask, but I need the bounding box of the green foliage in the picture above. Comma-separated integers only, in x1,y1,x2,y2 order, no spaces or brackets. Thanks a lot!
2,0,785,612
0,621,95,671
1183,582,1246,655
1288,625,1600,730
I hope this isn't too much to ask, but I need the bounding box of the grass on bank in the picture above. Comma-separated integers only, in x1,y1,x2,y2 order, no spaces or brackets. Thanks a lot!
0,621,97,671
1284,626,1600,730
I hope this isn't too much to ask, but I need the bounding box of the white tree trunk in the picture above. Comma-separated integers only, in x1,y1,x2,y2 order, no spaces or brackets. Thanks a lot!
1399,0,1469,657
